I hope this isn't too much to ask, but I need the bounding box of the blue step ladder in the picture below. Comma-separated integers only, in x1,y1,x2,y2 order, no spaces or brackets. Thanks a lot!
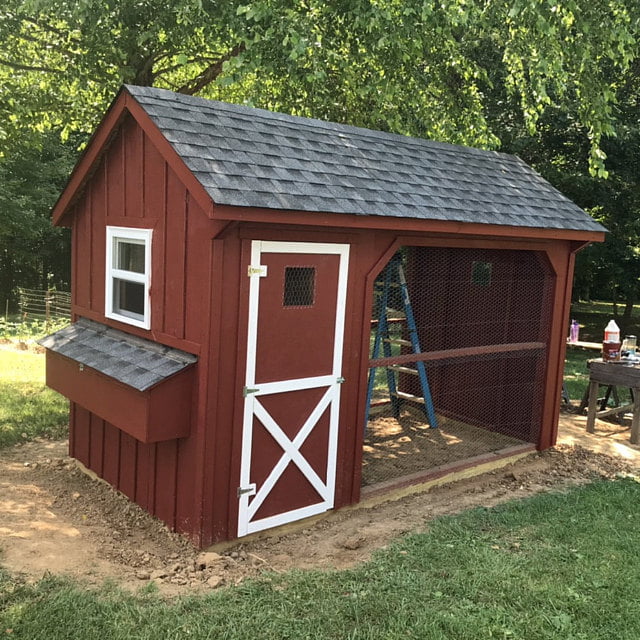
365,254,438,430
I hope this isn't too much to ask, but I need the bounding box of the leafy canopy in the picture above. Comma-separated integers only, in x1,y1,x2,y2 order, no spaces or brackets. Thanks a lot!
1,0,638,175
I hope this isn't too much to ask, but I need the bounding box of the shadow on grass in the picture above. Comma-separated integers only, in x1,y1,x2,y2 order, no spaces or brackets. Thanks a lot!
0,381,68,449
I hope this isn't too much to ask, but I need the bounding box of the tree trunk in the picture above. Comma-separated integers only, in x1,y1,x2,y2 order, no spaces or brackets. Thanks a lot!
0,248,17,314
623,289,636,326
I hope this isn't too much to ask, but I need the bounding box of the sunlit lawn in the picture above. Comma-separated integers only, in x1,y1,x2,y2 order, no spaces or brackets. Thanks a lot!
0,347,68,448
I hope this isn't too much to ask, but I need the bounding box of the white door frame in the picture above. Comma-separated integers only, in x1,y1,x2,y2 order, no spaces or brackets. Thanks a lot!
237,240,350,536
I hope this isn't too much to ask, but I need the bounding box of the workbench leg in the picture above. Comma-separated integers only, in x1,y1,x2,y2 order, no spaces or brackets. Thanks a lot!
586,380,599,434
631,389,640,445
600,385,613,411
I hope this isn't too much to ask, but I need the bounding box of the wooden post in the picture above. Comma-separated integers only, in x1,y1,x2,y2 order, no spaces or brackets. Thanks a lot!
631,390,640,445
586,379,600,434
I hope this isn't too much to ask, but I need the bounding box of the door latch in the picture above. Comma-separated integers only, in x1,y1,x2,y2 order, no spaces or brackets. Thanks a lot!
247,265,267,277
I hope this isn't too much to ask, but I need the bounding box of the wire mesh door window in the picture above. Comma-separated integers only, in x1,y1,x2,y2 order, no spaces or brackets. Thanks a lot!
283,266,316,307
362,246,553,488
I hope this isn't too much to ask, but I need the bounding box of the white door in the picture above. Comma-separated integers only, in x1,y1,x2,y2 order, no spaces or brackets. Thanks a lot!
237,241,349,536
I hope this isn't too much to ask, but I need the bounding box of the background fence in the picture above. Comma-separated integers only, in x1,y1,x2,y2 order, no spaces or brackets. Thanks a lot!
16,288,71,323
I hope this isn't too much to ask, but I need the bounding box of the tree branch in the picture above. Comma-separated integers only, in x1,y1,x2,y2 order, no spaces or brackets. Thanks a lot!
11,27,80,61
0,57,63,74
174,43,245,95
153,55,227,80
23,16,82,44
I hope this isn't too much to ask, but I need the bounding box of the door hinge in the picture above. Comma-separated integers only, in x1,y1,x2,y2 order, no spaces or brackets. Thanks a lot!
243,386,260,397
247,265,267,277
237,483,256,498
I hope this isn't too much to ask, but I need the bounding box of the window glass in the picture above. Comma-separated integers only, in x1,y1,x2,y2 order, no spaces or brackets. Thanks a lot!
105,227,152,329
113,279,145,318
117,241,145,273
471,261,492,287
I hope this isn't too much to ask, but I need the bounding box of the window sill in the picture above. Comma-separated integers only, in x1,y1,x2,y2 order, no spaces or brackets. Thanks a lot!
105,310,150,330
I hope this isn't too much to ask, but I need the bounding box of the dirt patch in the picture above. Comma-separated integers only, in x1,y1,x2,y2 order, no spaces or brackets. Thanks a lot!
0,338,44,354
1,423,637,596
363,407,523,486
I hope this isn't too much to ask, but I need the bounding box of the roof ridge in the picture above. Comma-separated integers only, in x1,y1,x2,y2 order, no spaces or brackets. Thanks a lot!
124,85,512,162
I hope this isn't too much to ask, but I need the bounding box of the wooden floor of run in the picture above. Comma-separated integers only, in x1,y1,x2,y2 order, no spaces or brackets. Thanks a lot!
362,405,527,487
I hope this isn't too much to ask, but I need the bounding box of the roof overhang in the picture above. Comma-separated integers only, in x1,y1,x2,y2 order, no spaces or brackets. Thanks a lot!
212,203,606,245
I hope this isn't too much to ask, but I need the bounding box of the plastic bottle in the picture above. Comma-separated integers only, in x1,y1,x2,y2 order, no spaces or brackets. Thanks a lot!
602,319,621,361
604,319,620,343
570,319,579,343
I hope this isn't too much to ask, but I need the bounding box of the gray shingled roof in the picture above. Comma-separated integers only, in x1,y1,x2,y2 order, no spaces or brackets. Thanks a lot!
39,318,197,391
125,85,604,233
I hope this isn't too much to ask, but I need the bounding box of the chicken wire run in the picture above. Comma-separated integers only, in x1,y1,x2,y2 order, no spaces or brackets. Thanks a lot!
362,246,553,488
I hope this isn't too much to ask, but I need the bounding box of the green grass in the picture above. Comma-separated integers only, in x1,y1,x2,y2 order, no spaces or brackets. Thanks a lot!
2,478,640,639
0,349,68,448
563,346,594,403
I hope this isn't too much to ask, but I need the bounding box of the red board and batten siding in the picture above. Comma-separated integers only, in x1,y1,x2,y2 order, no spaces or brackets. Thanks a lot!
71,116,211,346
66,114,221,541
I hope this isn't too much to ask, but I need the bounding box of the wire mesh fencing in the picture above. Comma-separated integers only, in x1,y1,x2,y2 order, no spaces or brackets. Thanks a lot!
362,246,553,488
17,288,71,324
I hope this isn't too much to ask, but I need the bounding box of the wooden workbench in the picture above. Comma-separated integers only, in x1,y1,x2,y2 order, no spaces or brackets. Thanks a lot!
586,360,640,444
567,340,602,351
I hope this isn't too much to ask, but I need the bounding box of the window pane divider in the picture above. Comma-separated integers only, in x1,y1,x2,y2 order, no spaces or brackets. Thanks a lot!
111,268,147,283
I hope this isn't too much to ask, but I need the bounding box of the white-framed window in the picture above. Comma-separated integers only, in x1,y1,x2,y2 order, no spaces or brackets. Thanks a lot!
105,226,152,329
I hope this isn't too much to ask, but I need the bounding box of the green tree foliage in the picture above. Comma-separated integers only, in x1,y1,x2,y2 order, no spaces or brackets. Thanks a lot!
488,59,640,322
0,132,74,308
1,0,638,167
1,0,639,306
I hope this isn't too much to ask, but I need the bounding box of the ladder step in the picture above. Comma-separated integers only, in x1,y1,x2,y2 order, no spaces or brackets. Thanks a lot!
389,365,418,375
391,391,425,404
371,317,405,325
365,252,438,430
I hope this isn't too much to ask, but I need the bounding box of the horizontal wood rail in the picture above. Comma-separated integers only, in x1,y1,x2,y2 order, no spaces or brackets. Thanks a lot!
369,342,546,369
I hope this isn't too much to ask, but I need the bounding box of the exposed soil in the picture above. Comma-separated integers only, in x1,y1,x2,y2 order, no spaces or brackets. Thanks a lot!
1,416,637,596
0,338,44,354
363,406,523,486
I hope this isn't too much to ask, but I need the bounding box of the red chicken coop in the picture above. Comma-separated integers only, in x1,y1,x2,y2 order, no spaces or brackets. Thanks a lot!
40,85,605,547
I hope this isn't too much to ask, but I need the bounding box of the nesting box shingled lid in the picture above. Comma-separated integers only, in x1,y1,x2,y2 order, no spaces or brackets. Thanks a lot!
121,84,604,233
39,318,197,391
